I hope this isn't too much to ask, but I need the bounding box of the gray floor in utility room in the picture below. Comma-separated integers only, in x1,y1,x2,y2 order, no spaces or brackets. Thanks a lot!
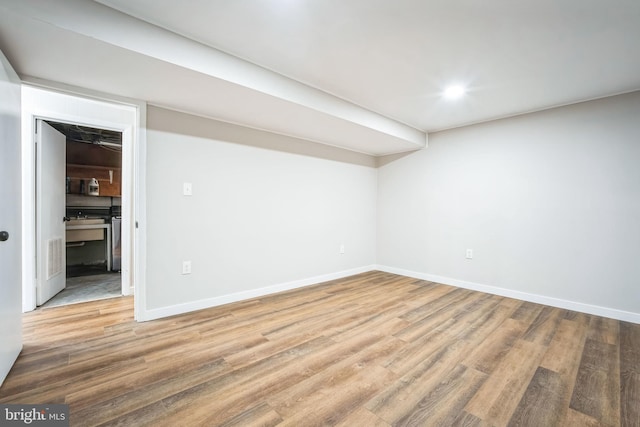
41,266,122,308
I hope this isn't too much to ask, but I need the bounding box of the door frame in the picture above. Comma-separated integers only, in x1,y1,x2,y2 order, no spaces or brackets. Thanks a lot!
21,81,146,320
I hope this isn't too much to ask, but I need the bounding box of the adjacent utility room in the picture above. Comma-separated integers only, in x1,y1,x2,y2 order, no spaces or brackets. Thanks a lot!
39,121,123,308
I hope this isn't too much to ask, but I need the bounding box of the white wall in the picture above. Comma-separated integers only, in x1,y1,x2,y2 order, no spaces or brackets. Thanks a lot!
143,106,377,318
378,92,640,322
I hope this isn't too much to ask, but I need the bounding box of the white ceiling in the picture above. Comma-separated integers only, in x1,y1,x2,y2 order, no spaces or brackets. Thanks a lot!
1,0,639,156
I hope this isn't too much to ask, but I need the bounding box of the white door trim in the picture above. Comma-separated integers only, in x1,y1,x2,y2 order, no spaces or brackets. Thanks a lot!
21,82,146,320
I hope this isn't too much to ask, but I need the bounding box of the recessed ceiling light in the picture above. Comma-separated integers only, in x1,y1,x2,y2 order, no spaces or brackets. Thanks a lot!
443,85,466,99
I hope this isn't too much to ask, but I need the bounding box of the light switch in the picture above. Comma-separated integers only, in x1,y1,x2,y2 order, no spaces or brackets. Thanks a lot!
183,182,193,196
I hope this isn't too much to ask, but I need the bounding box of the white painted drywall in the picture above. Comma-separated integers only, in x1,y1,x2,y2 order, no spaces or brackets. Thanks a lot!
144,106,377,313
378,91,640,320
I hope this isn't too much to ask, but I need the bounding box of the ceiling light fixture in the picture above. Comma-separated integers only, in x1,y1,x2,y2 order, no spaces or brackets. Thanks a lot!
443,85,466,100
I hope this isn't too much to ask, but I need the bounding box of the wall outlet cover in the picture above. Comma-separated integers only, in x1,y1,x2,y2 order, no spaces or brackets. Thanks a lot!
182,260,192,274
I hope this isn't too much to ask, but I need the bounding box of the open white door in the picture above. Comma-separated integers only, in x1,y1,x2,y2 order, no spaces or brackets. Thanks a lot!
36,120,66,305
0,49,22,385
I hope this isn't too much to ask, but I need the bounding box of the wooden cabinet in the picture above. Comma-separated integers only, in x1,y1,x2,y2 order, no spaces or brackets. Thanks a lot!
66,164,121,197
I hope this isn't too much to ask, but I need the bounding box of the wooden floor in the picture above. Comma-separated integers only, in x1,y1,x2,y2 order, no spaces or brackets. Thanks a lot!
1,271,638,426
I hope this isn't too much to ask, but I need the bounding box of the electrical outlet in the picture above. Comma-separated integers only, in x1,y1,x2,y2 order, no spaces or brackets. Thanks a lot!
182,260,192,275
183,182,193,196
466,249,473,259
340,244,345,254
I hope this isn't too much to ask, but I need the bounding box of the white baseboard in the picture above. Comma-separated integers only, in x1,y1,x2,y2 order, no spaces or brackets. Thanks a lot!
376,265,640,324
139,265,377,321
138,264,639,324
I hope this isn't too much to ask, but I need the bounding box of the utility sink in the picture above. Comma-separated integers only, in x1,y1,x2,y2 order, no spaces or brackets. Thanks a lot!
66,218,106,242
67,218,105,226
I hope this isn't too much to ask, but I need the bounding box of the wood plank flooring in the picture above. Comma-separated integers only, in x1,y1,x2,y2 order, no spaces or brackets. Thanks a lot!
1,271,638,426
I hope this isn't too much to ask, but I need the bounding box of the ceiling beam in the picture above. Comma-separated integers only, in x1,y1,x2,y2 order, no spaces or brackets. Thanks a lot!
2,0,427,153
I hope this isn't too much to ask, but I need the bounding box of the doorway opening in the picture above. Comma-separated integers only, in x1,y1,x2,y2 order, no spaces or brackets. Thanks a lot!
22,84,144,320
38,121,123,308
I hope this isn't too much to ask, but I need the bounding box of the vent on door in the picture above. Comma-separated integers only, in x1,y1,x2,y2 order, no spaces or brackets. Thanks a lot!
47,237,63,279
